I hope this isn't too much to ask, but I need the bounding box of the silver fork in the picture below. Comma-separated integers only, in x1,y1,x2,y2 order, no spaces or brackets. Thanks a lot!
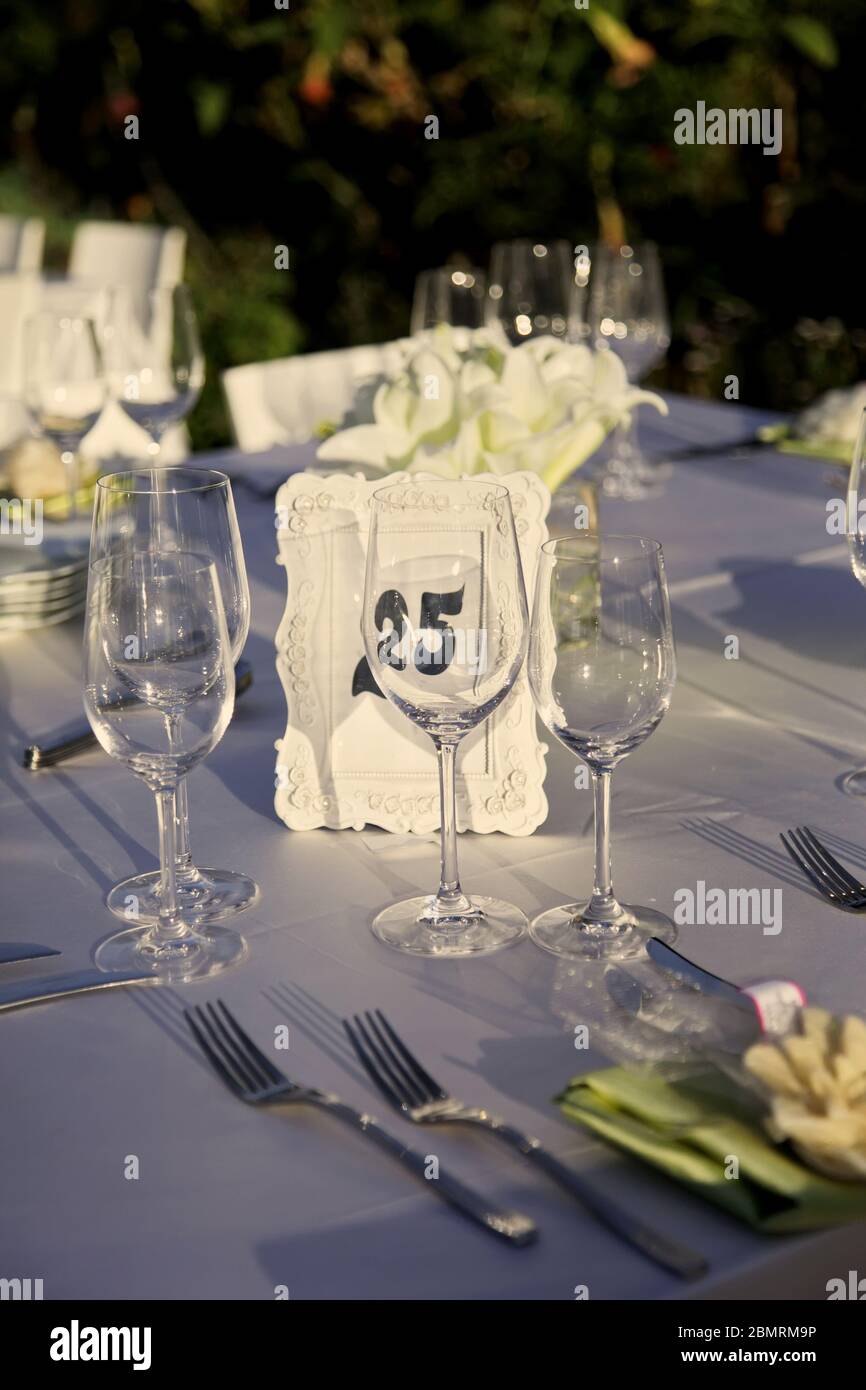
780,826,866,909
344,1009,708,1281
185,1000,536,1247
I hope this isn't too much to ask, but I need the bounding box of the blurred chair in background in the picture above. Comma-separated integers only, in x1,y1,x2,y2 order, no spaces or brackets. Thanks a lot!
222,342,410,453
68,221,186,321
0,216,45,273
63,223,189,464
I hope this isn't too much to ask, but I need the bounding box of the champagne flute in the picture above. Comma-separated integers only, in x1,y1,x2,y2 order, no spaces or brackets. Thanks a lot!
22,312,107,523
411,267,487,335
106,284,204,459
843,409,866,794
85,551,245,979
583,243,670,497
90,467,257,923
528,535,677,958
362,480,529,955
486,239,577,345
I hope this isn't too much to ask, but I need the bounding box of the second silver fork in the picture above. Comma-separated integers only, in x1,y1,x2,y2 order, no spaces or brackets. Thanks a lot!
345,1008,708,1281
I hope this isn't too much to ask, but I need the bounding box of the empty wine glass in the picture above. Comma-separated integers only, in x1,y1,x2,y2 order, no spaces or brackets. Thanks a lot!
411,267,487,335
486,240,577,345
363,480,529,955
528,535,677,959
843,409,866,795
22,312,107,522
85,551,245,979
583,243,670,497
90,467,256,924
106,284,204,459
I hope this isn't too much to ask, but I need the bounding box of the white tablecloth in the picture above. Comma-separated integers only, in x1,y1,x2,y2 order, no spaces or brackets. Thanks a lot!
1,394,863,1300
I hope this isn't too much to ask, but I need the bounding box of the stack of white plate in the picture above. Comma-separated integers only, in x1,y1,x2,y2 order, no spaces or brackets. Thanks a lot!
0,537,88,633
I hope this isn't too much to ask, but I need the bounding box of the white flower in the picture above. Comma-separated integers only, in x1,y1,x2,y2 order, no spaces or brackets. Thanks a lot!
317,325,667,490
795,384,866,446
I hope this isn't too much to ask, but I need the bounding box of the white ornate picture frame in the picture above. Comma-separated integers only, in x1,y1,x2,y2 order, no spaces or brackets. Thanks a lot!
274,470,549,835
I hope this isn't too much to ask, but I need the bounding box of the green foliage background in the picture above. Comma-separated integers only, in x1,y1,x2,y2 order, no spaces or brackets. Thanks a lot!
0,0,863,448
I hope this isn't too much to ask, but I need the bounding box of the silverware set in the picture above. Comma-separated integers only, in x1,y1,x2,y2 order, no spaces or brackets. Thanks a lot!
186,1000,536,1248
0,949,706,1275
183,996,707,1279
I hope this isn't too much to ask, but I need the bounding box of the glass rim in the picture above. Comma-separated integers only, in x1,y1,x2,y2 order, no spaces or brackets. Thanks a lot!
540,533,663,559
95,466,231,497
370,479,512,504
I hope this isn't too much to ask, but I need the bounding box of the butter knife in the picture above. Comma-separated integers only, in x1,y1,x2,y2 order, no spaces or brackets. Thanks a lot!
0,942,62,965
24,658,252,768
0,968,154,1012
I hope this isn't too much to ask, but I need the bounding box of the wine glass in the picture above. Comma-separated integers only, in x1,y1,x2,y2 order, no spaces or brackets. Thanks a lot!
486,239,577,345
843,409,866,794
527,535,677,959
90,467,257,924
362,480,529,955
411,267,487,335
22,312,107,523
583,243,670,497
106,284,204,459
85,551,245,979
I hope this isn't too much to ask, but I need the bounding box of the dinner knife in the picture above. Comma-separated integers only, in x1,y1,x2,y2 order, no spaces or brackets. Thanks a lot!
0,967,154,1012
645,938,805,1038
605,964,761,1055
646,938,751,1009
0,942,62,965
23,658,253,769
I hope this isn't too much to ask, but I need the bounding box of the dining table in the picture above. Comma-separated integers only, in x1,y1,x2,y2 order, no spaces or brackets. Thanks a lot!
2,389,865,1302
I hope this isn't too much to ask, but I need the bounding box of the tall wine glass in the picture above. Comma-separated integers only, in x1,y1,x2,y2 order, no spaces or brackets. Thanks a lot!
363,480,529,955
843,409,866,794
106,284,204,459
22,312,107,523
85,551,245,979
486,239,577,345
528,535,677,959
411,267,487,335
583,243,670,497
90,467,257,923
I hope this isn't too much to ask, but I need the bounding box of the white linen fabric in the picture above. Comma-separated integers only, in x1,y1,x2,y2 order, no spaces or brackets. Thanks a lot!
0,393,863,1300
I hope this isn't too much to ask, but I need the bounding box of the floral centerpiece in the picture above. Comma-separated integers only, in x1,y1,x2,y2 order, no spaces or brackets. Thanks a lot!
316,326,666,493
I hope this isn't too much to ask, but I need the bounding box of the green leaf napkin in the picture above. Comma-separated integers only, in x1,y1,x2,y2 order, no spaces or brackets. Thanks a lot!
556,1066,866,1233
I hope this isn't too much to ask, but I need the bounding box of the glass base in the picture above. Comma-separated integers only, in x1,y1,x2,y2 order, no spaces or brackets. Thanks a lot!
94,922,247,982
529,902,677,960
601,456,671,500
107,868,260,926
841,768,866,797
371,894,528,957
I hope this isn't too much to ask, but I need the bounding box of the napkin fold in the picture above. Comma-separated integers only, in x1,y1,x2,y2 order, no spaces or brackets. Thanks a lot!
556,1066,866,1233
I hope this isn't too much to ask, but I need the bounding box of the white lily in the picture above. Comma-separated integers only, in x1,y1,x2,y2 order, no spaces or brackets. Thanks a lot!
316,325,667,489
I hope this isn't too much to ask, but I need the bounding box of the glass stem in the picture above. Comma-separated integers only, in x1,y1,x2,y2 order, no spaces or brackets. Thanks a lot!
584,768,625,927
432,739,473,918
173,776,196,883
59,444,78,520
153,784,187,943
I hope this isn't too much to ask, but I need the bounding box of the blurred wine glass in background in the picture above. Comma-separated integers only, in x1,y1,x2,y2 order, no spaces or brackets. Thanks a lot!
486,239,577,345
106,284,204,462
411,266,487,336
582,242,670,498
22,311,107,525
